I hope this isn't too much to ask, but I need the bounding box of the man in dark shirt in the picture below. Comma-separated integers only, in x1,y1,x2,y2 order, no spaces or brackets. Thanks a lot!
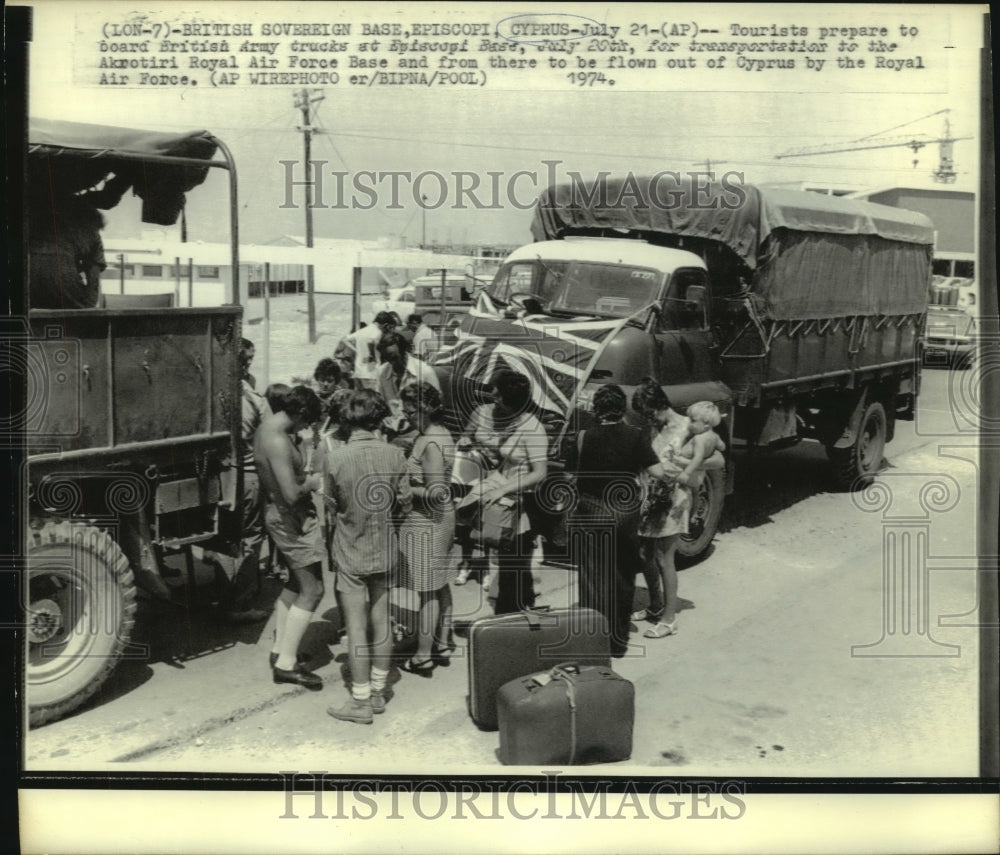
569,384,662,656
29,194,107,309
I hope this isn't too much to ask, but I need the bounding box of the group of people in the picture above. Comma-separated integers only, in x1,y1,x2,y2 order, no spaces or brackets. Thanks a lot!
233,309,726,726
332,311,435,392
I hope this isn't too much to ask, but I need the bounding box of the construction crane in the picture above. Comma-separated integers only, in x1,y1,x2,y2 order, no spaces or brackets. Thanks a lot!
775,110,972,184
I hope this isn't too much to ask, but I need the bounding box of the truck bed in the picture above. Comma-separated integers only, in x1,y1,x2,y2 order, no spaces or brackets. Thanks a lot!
720,312,923,405
26,307,242,458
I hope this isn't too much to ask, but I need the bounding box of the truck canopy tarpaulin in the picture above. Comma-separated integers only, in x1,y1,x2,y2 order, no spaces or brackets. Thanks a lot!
28,118,222,225
531,176,934,321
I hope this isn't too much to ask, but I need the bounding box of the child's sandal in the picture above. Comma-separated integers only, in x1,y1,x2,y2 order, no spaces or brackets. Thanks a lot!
643,621,678,639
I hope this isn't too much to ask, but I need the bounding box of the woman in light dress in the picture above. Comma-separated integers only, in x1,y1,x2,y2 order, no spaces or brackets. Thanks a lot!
398,382,456,674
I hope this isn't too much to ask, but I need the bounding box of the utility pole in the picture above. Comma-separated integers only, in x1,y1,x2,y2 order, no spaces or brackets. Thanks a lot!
692,159,726,176
294,88,324,343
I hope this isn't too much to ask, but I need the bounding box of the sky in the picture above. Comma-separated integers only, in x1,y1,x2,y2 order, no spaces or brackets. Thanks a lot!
21,2,985,248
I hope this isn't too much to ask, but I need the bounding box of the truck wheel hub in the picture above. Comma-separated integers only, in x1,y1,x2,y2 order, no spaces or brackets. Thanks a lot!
28,598,63,644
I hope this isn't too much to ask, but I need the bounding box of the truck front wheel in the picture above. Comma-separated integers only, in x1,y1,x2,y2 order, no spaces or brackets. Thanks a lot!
828,400,887,490
678,468,725,563
26,521,138,727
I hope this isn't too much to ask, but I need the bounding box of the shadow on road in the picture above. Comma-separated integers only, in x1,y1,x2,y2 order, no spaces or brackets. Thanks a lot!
59,573,290,722
719,444,838,535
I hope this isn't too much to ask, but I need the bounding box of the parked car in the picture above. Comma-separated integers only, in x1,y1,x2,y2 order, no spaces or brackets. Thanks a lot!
371,286,416,324
411,273,479,339
924,303,977,368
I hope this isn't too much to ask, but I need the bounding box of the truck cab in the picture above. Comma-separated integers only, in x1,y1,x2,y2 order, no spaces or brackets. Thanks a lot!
487,239,727,411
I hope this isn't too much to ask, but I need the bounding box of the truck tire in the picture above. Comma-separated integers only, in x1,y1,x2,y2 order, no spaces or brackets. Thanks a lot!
678,468,725,562
27,521,137,727
828,400,887,490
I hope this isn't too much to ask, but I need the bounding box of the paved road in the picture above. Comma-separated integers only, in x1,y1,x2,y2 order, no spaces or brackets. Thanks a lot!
24,369,983,774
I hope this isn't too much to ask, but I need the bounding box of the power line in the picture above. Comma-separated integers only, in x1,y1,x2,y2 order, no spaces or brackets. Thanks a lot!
317,130,732,163
316,122,351,172
316,130,969,177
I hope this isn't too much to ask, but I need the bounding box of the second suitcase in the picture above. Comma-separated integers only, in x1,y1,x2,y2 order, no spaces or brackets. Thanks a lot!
497,663,635,765
467,607,611,730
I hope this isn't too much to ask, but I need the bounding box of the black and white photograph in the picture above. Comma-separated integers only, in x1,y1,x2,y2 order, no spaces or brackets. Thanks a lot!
7,1,997,852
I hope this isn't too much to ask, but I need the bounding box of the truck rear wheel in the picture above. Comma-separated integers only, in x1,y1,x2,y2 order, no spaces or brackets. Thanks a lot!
678,468,725,562
27,521,137,727
828,400,887,490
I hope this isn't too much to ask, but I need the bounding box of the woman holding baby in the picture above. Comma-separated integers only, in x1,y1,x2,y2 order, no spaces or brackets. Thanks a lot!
630,378,726,639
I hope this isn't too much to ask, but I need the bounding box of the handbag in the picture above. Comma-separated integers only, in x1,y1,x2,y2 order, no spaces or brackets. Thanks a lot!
478,494,518,548
465,408,531,547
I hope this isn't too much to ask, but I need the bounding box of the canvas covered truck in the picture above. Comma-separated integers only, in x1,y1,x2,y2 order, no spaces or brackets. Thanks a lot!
22,120,243,726
432,175,933,559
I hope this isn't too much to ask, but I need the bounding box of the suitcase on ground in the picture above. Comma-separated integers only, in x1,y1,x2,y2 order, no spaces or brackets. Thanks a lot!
467,607,611,730
497,663,635,765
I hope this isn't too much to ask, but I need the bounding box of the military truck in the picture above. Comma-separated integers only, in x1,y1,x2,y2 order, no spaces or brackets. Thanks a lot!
432,175,932,559
21,120,243,726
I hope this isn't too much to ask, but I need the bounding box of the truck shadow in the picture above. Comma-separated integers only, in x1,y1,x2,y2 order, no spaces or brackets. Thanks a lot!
66,586,349,719
719,443,842,534
80,576,290,711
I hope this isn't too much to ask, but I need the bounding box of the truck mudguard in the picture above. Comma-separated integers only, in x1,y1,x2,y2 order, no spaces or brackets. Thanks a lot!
831,386,869,450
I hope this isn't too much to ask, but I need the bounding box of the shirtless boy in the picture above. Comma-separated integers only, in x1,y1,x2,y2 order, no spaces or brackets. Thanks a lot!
254,385,325,688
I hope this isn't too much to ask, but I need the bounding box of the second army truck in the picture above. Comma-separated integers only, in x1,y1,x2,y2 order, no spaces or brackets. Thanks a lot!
433,175,932,559
22,119,243,726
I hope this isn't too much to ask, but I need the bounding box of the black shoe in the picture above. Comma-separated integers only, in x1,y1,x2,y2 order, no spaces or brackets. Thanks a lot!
225,607,271,624
269,652,312,669
273,666,323,689
400,657,436,677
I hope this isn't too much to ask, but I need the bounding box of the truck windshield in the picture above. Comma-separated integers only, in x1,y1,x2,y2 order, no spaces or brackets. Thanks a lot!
489,260,661,318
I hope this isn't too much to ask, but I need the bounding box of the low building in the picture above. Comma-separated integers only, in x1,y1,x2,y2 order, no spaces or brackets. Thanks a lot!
100,231,478,307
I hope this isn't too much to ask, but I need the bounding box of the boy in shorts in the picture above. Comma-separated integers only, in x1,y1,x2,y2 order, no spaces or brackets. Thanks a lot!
325,389,411,724
254,385,326,688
